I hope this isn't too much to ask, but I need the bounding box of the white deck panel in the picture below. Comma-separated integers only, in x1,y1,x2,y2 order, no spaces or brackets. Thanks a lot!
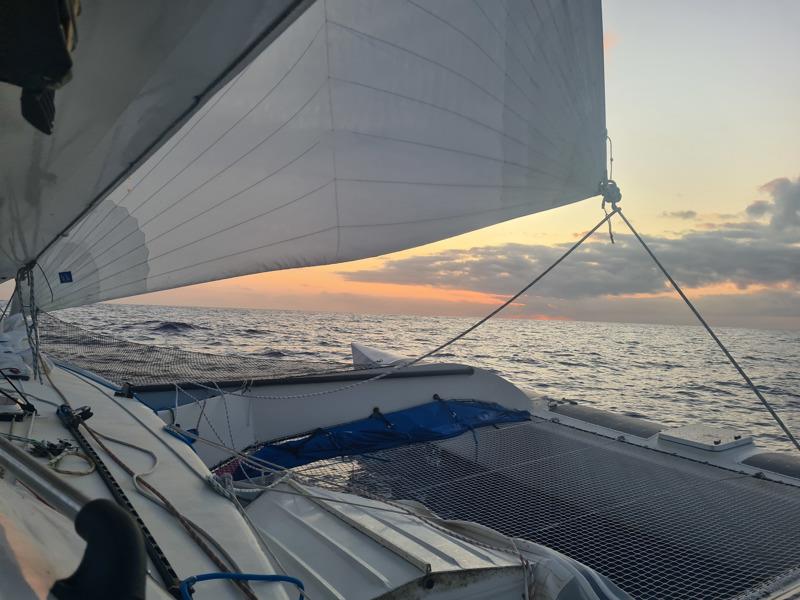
8,365,289,600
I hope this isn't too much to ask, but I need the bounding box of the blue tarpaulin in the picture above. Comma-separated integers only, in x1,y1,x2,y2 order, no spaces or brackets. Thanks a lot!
233,399,530,478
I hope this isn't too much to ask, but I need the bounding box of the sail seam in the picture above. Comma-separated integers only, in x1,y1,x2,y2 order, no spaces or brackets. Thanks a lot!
55,226,340,304
516,0,581,121
57,21,329,275
53,180,336,305
472,0,543,93
335,128,556,177
335,197,577,228
54,184,590,304
48,179,591,306
99,141,324,262
329,75,566,155
31,0,319,269
54,69,251,263
406,0,557,146
58,111,565,284
325,19,557,147
322,0,341,260
335,178,561,190
62,78,330,277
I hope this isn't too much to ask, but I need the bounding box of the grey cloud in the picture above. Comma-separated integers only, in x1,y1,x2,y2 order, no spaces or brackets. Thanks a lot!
662,210,697,220
344,229,800,300
746,200,771,218
343,176,800,302
337,176,800,329
763,177,800,229
746,176,800,229
509,289,800,330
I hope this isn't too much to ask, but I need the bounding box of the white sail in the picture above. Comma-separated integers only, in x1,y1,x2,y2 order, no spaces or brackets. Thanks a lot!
0,1,311,284
33,0,606,310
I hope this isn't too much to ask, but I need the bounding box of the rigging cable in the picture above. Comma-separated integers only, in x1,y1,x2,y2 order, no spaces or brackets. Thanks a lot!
80,425,261,588
14,267,40,381
174,208,618,403
44,369,256,600
615,208,800,453
58,369,297,597
80,424,258,600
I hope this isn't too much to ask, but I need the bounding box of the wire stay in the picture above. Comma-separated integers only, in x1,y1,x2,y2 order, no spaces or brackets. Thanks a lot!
616,208,800,453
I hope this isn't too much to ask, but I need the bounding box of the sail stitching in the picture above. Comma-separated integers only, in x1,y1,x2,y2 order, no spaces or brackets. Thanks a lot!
322,0,341,260
54,201,334,305
406,0,561,147
329,75,564,157
62,78,330,279
325,19,558,146
56,21,329,275
53,69,250,264
54,188,589,304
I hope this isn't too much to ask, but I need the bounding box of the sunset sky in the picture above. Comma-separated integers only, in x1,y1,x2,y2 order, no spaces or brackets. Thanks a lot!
16,1,799,329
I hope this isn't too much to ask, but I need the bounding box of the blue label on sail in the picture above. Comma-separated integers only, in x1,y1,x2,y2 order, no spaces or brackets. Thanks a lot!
58,271,73,283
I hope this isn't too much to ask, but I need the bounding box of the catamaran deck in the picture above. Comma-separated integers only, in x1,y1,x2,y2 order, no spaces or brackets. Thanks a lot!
291,418,800,600
31,315,800,598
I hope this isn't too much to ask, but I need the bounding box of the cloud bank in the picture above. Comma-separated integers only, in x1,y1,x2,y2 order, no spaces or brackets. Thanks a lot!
343,176,800,329
662,210,698,220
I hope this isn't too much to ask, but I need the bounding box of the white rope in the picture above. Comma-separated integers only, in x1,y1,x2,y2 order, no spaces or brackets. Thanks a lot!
616,208,800,453
212,381,237,450
48,370,262,597
174,383,228,446
60,370,209,483
89,427,161,502
165,211,616,404
48,447,95,476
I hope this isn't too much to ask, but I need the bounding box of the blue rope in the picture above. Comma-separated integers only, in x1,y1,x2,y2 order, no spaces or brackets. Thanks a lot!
179,572,305,600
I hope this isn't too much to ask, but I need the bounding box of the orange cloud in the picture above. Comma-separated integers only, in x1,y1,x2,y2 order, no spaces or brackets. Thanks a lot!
614,281,787,300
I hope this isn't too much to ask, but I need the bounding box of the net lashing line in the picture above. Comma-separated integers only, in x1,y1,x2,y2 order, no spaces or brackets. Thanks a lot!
286,419,800,600
13,263,50,382
36,312,344,388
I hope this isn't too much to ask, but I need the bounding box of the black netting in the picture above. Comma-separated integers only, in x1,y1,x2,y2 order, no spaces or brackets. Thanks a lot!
289,420,800,600
37,312,344,387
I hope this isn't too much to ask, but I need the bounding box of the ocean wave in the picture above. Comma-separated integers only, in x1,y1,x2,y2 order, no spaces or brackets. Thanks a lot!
150,321,207,333
47,303,800,453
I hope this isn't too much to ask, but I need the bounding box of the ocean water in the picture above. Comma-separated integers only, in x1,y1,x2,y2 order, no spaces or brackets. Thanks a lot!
55,303,800,453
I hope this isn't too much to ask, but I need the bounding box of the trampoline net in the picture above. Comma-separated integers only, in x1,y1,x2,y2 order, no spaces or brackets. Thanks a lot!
289,419,800,600
37,312,343,387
